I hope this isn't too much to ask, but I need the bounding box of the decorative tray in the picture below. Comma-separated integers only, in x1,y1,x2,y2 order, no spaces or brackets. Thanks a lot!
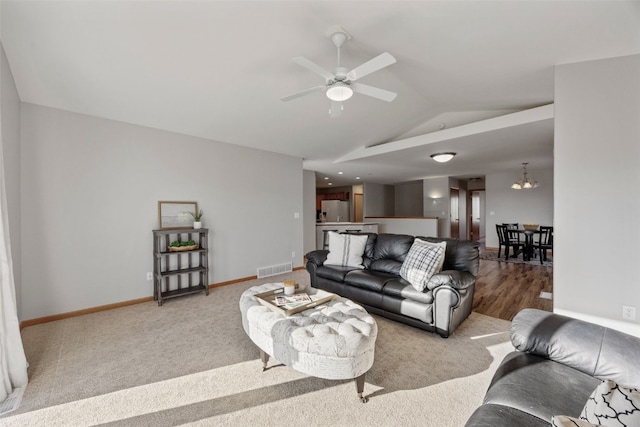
254,286,337,317
168,245,198,252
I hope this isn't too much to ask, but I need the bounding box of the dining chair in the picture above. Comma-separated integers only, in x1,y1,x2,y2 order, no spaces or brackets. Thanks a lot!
502,222,522,246
496,224,523,260
533,226,553,264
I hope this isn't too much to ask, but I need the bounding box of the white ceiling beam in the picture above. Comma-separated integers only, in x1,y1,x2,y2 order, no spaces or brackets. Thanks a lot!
334,104,555,163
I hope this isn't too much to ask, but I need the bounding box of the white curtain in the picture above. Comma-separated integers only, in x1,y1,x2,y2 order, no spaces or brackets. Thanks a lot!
0,115,28,408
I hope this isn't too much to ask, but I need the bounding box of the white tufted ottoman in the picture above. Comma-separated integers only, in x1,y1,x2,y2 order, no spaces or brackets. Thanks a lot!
239,282,377,402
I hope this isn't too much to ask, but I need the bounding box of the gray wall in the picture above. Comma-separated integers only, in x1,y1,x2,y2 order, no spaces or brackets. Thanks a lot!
19,104,303,320
303,170,316,257
555,54,640,336
423,177,449,237
394,180,423,216
1,43,22,317
485,167,554,248
363,183,395,217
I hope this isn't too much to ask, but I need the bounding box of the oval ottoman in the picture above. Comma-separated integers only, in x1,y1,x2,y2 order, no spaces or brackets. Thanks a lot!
239,282,378,402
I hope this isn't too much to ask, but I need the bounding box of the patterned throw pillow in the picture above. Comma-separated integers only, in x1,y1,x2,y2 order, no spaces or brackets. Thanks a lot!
324,232,368,269
417,239,447,272
551,415,599,427
580,380,640,427
400,239,446,292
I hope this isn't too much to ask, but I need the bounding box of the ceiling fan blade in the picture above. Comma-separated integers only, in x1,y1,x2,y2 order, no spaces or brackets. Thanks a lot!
329,100,343,118
352,83,397,102
346,52,396,81
292,56,335,81
280,85,326,102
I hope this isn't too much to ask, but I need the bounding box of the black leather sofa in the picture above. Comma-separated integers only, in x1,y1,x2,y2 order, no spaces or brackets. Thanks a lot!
465,308,640,426
305,233,479,338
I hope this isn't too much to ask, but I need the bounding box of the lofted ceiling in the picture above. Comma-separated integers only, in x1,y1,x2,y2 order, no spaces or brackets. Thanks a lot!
2,1,639,188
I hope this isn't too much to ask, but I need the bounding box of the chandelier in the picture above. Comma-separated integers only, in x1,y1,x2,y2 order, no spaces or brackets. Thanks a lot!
511,162,538,190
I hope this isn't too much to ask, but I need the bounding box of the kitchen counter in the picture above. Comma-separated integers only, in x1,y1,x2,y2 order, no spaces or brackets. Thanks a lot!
315,222,379,250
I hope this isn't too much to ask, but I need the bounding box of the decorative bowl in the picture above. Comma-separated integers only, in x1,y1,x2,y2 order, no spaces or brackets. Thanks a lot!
168,244,198,252
523,224,539,231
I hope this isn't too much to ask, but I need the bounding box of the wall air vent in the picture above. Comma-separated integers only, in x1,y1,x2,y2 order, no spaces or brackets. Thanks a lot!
257,262,293,279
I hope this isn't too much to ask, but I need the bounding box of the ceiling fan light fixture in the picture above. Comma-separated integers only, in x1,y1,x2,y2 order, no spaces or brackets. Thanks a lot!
326,82,353,101
430,152,456,163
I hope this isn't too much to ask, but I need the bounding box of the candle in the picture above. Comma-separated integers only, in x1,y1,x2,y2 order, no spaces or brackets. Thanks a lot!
283,280,295,296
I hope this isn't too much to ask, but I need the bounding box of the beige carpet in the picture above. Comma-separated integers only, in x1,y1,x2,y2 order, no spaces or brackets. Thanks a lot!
2,271,513,426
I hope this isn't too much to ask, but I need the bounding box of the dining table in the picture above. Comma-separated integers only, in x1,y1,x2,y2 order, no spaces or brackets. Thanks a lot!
508,229,541,261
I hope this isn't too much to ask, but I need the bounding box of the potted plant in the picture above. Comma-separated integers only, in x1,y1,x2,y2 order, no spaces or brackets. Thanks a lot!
189,209,204,229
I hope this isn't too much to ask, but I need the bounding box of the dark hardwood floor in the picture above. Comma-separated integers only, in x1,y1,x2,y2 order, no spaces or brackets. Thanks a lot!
472,258,553,321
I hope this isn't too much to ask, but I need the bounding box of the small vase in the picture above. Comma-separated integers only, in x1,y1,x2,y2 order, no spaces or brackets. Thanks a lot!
193,221,202,229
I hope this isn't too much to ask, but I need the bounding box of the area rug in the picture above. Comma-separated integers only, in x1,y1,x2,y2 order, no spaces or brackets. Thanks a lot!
3,270,514,427
481,249,552,267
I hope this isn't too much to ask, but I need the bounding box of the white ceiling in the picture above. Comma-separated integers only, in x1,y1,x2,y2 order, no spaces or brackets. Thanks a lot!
2,1,639,187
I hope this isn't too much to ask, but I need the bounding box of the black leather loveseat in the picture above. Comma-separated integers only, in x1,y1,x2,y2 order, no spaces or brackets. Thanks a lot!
305,233,479,338
465,309,640,426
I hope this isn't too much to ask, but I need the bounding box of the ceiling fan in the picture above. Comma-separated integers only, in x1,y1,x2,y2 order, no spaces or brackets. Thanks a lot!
280,26,397,117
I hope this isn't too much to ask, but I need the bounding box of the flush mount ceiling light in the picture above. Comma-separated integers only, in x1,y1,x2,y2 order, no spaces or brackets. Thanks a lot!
430,152,456,163
511,162,539,190
326,81,353,101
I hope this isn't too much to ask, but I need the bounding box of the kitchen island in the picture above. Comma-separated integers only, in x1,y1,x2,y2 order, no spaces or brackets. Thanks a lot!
315,222,379,250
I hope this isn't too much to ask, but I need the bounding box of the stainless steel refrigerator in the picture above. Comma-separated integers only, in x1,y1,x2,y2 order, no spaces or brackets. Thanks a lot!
321,200,350,222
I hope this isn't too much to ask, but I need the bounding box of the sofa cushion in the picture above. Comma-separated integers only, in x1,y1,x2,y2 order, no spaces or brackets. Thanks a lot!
400,238,446,291
483,351,601,422
369,259,403,275
316,265,359,282
344,270,396,292
372,233,414,262
382,279,434,304
325,231,368,268
580,380,640,426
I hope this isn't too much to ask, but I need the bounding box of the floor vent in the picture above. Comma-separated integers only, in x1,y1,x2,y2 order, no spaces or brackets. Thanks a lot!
257,262,293,279
539,291,553,300
0,386,25,416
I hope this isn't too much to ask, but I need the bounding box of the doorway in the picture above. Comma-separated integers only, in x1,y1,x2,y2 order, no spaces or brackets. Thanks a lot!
450,188,459,239
469,190,485,243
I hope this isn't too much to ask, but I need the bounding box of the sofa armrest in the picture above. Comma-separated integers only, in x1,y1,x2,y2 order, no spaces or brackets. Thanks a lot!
305,250,329,267
426,270,476,291
511,309,640,387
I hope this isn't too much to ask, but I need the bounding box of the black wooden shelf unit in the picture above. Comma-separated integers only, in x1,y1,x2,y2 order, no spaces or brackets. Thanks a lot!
152,228,209,306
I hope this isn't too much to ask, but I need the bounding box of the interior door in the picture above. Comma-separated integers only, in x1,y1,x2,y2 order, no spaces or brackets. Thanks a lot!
450,188,459,238
470,190,483,241
354,193,363,222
